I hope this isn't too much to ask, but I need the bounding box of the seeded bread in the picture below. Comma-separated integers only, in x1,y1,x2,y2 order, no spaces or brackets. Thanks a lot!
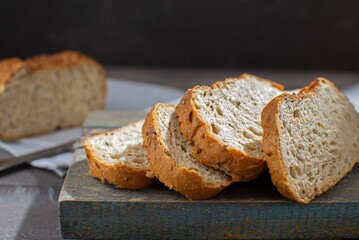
142,103,232,199
261,78,359,203
85,120,153,189
176,74,284,181
0,51,106,140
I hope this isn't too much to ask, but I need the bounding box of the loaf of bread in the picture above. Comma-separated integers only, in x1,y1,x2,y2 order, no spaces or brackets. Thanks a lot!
0,51,106,140
142,103,232,199
176,74,284,181
261,78,359,203
85,120,153,189
82,73,358,202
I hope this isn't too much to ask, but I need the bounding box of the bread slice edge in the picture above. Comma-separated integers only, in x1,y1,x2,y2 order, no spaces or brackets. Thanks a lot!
261,78,359,203
84,121,153,189
143,103,231,200
176,74,283,181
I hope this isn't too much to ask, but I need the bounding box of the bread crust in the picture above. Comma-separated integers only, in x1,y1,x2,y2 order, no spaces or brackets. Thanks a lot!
25,51,104,74
0,51,107,140
261,93,298,201
0,51,105,86
176,74,283,181
240,73,284,91
261,78,358,203
84,122,153,189
0,58,23,91
143,103,231,200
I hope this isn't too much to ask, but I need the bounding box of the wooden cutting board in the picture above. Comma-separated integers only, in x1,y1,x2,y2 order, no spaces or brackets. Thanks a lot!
59,111,359,239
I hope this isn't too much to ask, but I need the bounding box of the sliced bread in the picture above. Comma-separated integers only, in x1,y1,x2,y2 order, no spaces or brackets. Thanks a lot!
142,103,232,199
85,120,153,189
176,74,284,181
261,78,359,203
0,51,106,140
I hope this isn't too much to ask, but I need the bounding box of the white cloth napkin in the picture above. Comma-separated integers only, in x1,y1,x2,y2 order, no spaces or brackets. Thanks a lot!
0,128,81,177
0,127,81,157
0,79,184,176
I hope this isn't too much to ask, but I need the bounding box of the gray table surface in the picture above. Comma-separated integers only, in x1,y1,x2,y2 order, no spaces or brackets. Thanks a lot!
0,68,358,240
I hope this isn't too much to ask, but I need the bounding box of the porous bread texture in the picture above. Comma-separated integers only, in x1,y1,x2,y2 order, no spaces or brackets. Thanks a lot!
0,51,106,140
176,74,284,181
85,120,153,189
262,78,359,203
142,103,231,200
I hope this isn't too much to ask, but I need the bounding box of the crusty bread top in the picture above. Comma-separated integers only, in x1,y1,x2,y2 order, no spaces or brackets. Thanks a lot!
261,78,359,203
240,73,284,91
0,58,23,91
0,51,105,89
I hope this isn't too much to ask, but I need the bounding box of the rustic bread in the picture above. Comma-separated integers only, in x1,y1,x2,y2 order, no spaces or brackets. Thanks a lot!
0,51,106,140
85,120,153,189
261,78,359,203
176,74,284,181
142,103,232,199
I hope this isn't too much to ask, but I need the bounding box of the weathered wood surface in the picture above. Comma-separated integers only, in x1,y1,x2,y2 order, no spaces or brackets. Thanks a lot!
59,111,359,239
0,165,64,240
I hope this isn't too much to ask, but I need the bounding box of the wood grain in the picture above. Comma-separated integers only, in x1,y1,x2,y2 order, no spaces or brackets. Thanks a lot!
59,111,359,239
0,184,62,240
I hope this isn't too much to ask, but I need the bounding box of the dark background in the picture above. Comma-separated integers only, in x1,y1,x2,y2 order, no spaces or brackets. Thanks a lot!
1,0,359,70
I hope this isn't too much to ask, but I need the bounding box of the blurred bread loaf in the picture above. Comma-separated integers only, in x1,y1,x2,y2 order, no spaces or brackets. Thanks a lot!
0,51,106,140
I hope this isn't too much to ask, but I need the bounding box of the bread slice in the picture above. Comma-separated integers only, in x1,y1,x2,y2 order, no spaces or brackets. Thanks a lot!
176,74,284,181
85,120,153,189
0,51,106,140
261,78,359,203
142,103,232,199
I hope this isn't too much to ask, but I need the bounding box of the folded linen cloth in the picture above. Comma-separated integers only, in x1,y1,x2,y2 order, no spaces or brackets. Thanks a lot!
0,128,81,157
0,128,80,177
29,152,74,177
